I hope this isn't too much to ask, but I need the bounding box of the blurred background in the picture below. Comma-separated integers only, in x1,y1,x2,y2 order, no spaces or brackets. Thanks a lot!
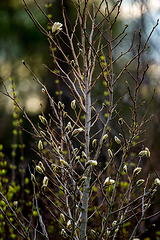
0,0,160,238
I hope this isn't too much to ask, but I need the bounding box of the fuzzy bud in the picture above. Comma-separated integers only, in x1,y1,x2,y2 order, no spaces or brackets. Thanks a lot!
133,167,142,176
82,151,87,160
60,159,69,167
138,150,147,157
42,176,48,187
118,118,123,125
65,121,72,131
123,165,127,174
39,115,48,125
145,147,150,158
61,228,67,238
108,149,113,158
112,220,117,227
72,128,83,137
92,139,97,148
52,22,63,34
102,134,108,144
75,156,80,163
104,177,115,186
36,165,44,174
136,179,145,186
31,174,36,183
67,220,72,230
58,101,65,111
154,178,160,186
38,140,43,150
85,160,97,168
114,136,121,144
60,213,65,222
42,88,46,93
71,99,76,110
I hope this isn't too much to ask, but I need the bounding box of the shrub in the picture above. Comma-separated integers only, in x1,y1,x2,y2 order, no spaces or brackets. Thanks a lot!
0,0,160,239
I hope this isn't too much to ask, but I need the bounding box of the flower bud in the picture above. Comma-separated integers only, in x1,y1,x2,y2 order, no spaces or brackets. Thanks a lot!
118,118,123,125
104,177,115,186
65,121,72,131
60,213,65,222
108,149,113,158
145,147,150,158
82,151,87,160
136,179,145,186
52,22,63,34
154,178,160,186
133,167,142,176
71,99,76,110
39,115,48,125
61,228,67,238
102,134,108,144
72,128,83,137
75,156,80,163
85,160,97,168
123,165,127,174
92,139,97,148
36,165,44,174
42,88,46,93
42,176,48,187
138,150,147,157
38,161,45,172
38,140,43,150
60,159,69,167
31,173,36,183
114,136,121,144
58,101,65,111
67,220,72,230
112,220,117,227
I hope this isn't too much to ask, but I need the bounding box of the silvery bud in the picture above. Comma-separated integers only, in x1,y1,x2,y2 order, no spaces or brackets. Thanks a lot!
108,149,113,158
39,115,48,125
38,161,45,172
60,159,69,167
138,150,147,157
123,165,127,174
52,22,63,34
154,178,160,186
136,179,145,186
114,136,121,144
71,99,76,110
58,101,65,111
42,176,48,187
112,220,117,227
72,128,83,137
65,121,72,131
133,167,142,176
67,220,72,230
85,160,97,168
102,134,108,144
61,228,67,238
31,173,36,183
104,177,115,186
60,213,65,222
92,139,97,148
38,140,43,150
118,118,123,125
75,156,80,163
82,151,87,160
36,165,44,174
145,147,150,158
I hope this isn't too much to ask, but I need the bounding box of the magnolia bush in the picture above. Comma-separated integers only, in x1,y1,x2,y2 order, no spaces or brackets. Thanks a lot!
0,0,160,239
